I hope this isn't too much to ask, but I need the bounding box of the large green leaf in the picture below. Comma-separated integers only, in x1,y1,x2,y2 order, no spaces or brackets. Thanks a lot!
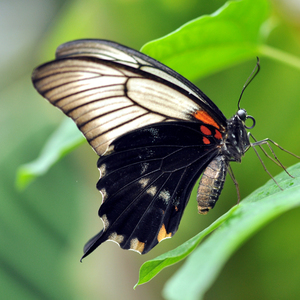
134,163,300,299
6,0,300,299
141,0,270,80
135,206,238,288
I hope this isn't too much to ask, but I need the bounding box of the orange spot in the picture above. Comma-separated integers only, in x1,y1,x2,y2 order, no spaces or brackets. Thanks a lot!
193,110,219,129
214,130,222,140
203,137,210,144
130,238,145,253
157,224,172,242
200,125,212,136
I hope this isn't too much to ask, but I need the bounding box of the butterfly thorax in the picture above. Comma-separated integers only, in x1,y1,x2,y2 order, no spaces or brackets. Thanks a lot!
197,110,250,214
221,111,251,162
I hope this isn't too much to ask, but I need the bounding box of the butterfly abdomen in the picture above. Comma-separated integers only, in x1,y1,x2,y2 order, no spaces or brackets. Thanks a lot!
197,156,228,214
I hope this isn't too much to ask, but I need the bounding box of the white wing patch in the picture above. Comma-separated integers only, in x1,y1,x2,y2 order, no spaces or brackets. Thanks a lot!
127,77,199,119
55,40,204,101
159,189,171,204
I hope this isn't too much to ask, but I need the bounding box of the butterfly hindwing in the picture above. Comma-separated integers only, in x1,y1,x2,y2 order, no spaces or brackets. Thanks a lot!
82,121,220,257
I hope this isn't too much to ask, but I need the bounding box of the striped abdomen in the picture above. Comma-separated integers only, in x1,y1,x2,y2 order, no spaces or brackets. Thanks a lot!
197,156,228,215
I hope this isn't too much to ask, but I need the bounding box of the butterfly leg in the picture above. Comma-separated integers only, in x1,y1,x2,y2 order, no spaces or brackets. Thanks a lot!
249,134,283,167
250,141,283,190
227,164,241,203
250,134,300,180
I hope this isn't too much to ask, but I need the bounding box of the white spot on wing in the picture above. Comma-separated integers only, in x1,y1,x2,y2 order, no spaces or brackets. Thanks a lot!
139,178,150,188
99,164,106,177
101,214,109,231
140,162,149,174
104,145,115,156
159,189,171,204
147,185,157,196
108,232,124,244
99,188,107,202
148,128,159,138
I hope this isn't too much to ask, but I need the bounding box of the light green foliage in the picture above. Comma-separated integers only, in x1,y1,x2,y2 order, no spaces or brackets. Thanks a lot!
3,0,300,299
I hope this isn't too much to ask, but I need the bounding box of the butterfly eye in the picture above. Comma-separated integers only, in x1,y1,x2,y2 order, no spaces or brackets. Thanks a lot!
237,109,255,129
237,109,247,121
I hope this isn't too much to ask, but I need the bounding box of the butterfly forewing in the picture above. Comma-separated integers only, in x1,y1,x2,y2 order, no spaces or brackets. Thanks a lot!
55,39,227,125
32,47,226,155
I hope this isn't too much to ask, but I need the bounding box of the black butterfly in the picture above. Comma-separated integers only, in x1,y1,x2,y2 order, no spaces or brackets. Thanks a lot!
32,39,297,259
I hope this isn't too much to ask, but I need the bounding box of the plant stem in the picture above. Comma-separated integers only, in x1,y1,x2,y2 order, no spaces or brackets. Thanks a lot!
259,45,300,71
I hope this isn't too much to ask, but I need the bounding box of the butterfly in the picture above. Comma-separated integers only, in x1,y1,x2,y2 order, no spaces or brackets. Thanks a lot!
32,39,298,260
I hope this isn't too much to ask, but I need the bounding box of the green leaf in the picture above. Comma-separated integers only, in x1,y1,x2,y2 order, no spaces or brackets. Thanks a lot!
135,205,238,288
161,163,300,300
135,163,300,294
259,44,300,71
141,0,270,81
16,118,85,190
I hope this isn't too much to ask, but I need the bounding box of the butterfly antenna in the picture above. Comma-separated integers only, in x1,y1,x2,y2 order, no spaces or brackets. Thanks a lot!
237,57,260,110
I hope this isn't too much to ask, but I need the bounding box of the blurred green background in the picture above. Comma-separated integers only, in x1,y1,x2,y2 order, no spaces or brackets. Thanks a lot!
1,0,300,299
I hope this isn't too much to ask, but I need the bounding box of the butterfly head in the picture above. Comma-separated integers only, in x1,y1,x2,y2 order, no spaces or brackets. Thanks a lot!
236,108,256,130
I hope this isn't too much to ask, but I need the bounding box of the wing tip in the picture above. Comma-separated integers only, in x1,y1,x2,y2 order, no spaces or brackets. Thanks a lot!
81,230,105,261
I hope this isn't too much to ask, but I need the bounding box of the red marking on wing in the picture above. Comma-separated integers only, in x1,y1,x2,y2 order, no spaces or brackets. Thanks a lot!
203,137,210,145
200,125,212,136
214,130,222,140
193,110,220,129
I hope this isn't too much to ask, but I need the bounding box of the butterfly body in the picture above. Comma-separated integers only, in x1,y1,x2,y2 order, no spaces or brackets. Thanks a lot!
197,111,251,214
32,39,269,259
